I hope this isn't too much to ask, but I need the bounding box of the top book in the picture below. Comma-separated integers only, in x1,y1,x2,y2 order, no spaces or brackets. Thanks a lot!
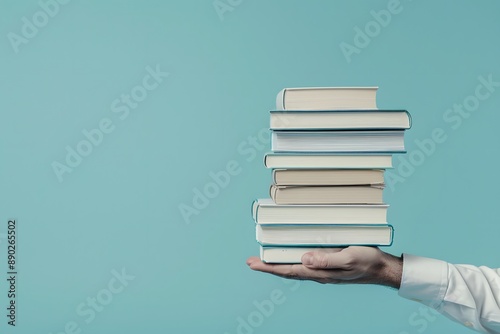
276,87,378,110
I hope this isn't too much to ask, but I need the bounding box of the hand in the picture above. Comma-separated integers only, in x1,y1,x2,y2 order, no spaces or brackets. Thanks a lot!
246,246,403,289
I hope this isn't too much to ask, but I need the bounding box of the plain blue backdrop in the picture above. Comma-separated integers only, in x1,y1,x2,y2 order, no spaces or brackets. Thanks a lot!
1,1,499,333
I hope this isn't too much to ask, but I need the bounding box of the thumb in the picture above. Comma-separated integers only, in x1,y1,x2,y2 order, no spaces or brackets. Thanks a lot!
301,248,348,269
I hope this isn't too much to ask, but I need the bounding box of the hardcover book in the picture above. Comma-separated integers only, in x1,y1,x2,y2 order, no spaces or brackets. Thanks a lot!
276,87,378,110
263,153,393,169
252,199,388,225
256,224,394,247
270,184,384,205
271,130,406,153
272,169,384,186
270,109,411,130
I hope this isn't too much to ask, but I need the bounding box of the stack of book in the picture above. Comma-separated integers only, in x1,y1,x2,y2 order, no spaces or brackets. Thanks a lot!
252,87,411,263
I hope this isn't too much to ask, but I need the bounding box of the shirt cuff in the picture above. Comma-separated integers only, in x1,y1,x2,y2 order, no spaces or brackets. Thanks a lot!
398,253,449,308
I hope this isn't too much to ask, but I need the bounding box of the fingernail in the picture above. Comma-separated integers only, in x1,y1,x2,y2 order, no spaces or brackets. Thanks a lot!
302,254,312,265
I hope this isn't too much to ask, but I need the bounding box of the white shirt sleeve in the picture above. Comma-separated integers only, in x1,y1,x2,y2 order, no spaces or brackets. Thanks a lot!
398,254,500,334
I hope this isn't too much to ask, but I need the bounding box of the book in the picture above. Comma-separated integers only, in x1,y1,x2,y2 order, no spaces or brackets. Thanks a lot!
271,130,406,153
260,246,320,263
256,224,394,246
260,245,395,263
272,169,384,186
276,87,378,110
263,153,393,169
260,246,351,264
252,199,388,225
270,185,384,205
270,110,411,130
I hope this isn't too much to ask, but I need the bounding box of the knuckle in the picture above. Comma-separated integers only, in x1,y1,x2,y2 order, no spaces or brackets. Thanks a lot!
343,254,356,268
287,265,300,278
316,256,329,268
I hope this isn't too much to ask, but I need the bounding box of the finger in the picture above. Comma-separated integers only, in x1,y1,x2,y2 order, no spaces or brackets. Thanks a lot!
247,257,295,275
247,257,319,280
301,248,353,270
246,256,261,267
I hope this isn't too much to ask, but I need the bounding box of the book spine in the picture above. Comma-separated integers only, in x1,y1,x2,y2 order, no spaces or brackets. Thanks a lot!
263,154,269,168
270,131,277,151
269,185,278,203
406,110,413,129
251,199,258,222
275,89,286,110
271,169,277,184
388,224,394,246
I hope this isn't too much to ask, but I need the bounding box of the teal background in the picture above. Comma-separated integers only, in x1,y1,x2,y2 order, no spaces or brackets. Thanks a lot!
1,0,499,333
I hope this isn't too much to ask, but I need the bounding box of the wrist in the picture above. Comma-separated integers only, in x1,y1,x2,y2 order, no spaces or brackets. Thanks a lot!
375,251,403,289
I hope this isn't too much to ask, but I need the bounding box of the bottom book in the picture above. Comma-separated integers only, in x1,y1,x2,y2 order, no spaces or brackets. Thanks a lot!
260,245,388,264
260,246,329,264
